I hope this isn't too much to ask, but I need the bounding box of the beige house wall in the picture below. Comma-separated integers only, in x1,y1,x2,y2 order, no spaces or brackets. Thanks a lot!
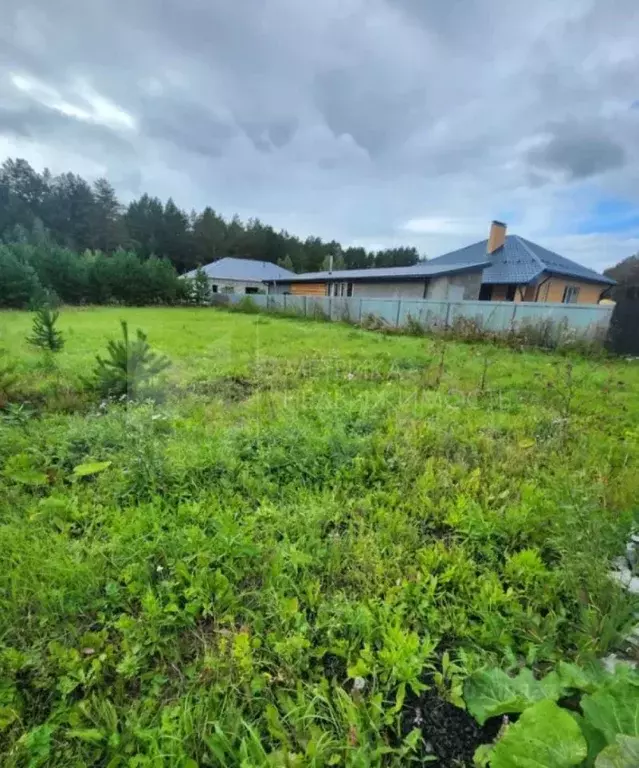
489,278,605,304
290,282,326,296
537,278,605,304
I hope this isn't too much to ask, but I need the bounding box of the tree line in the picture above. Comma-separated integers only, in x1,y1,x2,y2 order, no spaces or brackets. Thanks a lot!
0,241,185,308
0,157,421,275
605,254,639,300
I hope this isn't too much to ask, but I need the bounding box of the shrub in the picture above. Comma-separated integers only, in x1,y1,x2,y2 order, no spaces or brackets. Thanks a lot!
88,321,171,399
0,351,18,407
230,296,260,314
404,314,425,336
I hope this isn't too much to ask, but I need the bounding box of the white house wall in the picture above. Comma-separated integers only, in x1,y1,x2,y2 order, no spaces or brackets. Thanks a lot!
208,278,266,293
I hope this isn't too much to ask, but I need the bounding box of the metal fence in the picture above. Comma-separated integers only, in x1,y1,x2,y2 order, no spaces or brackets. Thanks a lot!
215,293,614,345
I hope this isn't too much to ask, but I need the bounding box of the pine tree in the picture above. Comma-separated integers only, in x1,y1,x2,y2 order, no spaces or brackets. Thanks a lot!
90,321,170,399
27,306,64,352
277,254,295,272
192,266,211,305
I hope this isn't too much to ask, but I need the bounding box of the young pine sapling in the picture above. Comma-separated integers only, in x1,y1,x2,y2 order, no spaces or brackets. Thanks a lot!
192,266,212,305
27,307,64,352
90,320,171,399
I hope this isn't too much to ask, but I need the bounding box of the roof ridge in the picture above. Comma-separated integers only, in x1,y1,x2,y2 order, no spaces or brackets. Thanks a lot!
512,235,545,270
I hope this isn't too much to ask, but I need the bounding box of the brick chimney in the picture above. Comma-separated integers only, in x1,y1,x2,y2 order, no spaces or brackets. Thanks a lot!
487,220,506,254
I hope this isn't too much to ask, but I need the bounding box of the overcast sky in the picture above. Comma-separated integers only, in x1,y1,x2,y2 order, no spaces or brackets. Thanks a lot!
2,0,639,270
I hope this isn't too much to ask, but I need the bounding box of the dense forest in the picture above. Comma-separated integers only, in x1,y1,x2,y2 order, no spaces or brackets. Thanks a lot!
0,157,420,275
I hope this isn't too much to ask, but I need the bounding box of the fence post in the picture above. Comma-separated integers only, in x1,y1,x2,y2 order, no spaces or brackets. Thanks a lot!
444,301,452,329
328,296,332,320
511,303,518,331
304,295,308,318
396,300,402,327
283,294,287,311
359,298,363,323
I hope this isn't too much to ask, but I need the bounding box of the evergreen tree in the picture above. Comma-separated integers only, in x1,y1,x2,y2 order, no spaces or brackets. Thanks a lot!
27,306,64,352
192,207,226,264
192,266,212,305
0,158,48,233
277,254,295,272
92,178,126,252
143,256,182,304
344,247,371,270
0,248,43,307
124,194,164,259
46,172,95,250
321,249,346,272
605,253,639,299
161,198,193,272
90,321,170,399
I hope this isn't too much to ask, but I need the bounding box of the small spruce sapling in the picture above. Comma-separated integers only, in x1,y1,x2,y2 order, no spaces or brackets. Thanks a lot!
192,266,212,305
90,320,171,399
27,306,64,352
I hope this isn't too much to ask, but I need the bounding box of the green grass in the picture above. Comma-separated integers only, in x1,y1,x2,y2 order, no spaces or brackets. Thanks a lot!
1,307,638,766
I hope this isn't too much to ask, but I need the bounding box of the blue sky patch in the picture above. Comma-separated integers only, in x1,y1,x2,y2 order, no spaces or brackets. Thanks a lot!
578,198,639,234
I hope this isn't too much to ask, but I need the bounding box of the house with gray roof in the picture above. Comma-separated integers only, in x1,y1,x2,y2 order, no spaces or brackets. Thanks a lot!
269,221,614,304
184,257,295,295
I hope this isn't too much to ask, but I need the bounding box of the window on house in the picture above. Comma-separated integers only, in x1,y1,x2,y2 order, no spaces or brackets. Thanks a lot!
245,286,259,294
562,285,580,304
327,281,353,297
211,284,218,293
505,285,517,301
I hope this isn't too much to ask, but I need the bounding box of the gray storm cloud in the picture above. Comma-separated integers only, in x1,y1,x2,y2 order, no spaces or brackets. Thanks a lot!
0,0,638,269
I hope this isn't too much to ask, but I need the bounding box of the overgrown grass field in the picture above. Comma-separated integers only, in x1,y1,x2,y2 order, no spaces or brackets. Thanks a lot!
1,307,638,766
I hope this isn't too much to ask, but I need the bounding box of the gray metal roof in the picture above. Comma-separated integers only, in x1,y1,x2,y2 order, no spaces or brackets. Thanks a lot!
184,257,295,282
428,235,615,286
271,261,489,283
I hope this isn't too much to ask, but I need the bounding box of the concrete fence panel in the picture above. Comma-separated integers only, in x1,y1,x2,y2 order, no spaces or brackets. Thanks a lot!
228,292,615,345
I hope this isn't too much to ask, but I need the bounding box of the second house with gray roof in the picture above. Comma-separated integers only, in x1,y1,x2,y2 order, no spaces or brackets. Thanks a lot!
268,221,614,305
184,257,295,295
